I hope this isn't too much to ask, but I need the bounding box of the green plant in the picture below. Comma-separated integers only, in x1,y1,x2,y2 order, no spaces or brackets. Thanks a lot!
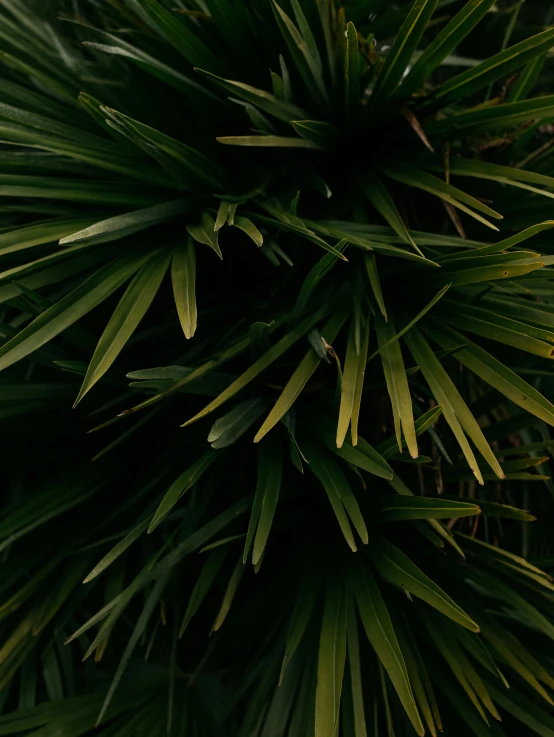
2,0,554,734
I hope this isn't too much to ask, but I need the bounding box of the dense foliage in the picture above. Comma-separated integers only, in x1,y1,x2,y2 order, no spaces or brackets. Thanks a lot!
2,0,554,735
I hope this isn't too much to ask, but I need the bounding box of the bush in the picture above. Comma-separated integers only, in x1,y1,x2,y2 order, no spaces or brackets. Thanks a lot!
1,0,554,735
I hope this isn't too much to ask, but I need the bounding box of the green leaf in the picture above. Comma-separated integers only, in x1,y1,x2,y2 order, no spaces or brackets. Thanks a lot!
0,254,147,373
364,253,387,320
281,570,322,681
292,240,348,318
368,285,450,362
83,519,149,584
254,311,347,443
217,135,320,148
428,324,554,427
378,495,480,521
332,436,394,481
0,216,97,256
182,308,327,427
438,301,554,360
172,237,197,340
197,68,308,122
337,313,370,448
360,173,419,249
271,0,328,107
370,0,438,105
438,221,554,260
303,442,368,552
212,556,244,632
291,120,339,148
75,249,172,404
404,328,504,483
243,434,283,566
375,314,418,459
401,0,497,95
350,563,424,736
59,200,187,247
232,216,264,247
430,26,554,106
346,596,367,737
97,572,170,725
426,95,554,135
124,0,221,71
380,162,502,230
187,212,223,259
315,577,347,737
148,452,217,533
207,398,267,449
377,405,443,459
179,546,228,637
371,538,479,631
103,108,224,188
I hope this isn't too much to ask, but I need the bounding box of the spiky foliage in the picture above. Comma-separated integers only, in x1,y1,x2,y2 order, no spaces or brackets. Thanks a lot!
2,0,554,735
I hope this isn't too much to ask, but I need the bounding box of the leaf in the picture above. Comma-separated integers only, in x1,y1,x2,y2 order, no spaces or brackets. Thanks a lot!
474,500,535,521
350,563,424,736
380,162,502,230
207,398,267,449
430,26,554,106
96,572,170,725
371,538,479,631
404,328,504,483
84,33,206,96
212,556,244,632
401,0,497,95
187,212,222,259
377,405,443,459
364,253,387,320
172,237,197,340
438,301,554,359
375,314,418,459
428,324,554,427
217,135,320,148
426,95,554,135
59,200,187,246
232,216,264,247
292,240,348,318
103,108,224,188
315,577,347,737
378,495,480,521
148,452,217,533
337,313,370,448
360,173,419,249
271,0,328,107
182,308,327,427
487,683,554,737
303,442,368,552
124,0,221,71
346,596,367,737
243,434,283,565
197,68,308,122
75,249,172,404
0,216,97,256
281,570,322,681
254,311,347,443
370,0,438,106
83,519,149,584
0,254,147,373
368,285,450,362
179,547,228,637
291,120,339,148
332,438,394,481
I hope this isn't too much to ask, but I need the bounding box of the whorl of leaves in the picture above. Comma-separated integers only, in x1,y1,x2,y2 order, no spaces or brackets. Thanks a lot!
2,1,554,735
